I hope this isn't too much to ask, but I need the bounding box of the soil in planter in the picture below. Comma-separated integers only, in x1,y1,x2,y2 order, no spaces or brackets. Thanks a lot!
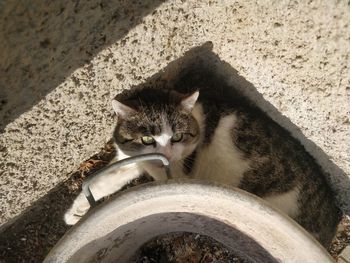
131,232,245,263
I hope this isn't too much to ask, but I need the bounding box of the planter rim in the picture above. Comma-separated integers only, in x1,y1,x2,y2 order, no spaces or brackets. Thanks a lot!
44,179,334,263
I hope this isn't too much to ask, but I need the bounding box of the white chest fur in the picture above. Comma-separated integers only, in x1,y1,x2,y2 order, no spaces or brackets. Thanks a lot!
192,114,250,186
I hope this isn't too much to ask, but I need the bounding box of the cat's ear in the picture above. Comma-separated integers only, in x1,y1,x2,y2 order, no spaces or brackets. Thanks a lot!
112,99,135,117
181,91,199,111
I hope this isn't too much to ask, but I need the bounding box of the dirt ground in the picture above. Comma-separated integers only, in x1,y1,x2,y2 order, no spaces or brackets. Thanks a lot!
0,142,348,263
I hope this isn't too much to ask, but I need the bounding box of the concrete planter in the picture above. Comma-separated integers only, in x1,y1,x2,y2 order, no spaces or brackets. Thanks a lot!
44,180,333,263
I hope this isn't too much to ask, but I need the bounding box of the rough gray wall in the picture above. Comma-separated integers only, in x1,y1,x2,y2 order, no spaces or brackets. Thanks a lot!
0,0,349,226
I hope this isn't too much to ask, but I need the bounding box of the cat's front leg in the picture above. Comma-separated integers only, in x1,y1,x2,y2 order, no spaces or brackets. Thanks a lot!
64,164,142,225
64,192,91,225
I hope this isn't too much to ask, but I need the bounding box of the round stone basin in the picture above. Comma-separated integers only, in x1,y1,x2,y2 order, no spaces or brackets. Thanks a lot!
44,180,333,263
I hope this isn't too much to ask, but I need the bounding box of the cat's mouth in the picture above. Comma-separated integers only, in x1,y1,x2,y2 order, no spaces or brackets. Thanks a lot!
147,160,168,168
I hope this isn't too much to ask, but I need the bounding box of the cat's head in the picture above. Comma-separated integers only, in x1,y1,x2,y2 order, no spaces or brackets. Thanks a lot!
112,89,200,164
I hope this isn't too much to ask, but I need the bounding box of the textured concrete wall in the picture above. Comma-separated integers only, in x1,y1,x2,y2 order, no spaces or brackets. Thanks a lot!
0,0,349,226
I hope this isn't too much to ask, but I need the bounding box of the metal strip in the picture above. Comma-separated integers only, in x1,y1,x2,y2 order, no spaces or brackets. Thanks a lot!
82,153,170,207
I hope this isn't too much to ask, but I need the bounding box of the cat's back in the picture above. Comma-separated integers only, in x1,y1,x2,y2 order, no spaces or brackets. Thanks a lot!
174,68,341,247
234,108,341,247
196,93,340,247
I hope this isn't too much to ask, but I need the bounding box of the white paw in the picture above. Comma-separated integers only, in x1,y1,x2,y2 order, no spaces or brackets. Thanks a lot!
64,194,90,225
64,210,83,225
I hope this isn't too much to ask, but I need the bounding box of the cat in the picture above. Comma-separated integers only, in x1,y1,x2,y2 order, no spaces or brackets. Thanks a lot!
64,74,341,249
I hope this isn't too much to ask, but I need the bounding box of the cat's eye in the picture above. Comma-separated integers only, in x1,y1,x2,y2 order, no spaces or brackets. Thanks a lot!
171,133,183,143
141,136,155,145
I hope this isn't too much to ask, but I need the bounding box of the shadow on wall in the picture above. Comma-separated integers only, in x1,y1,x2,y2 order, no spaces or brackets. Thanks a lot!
0,0,165,132
0,42,349,262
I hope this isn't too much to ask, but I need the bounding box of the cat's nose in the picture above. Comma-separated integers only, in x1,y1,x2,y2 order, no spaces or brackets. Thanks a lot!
160,146,172,161
162,151,171,161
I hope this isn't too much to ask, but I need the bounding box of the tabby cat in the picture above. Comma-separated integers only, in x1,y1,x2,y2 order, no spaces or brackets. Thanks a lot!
65,74,341,248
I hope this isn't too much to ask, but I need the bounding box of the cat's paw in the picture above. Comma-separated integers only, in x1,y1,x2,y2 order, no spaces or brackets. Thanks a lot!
64,194,90,225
